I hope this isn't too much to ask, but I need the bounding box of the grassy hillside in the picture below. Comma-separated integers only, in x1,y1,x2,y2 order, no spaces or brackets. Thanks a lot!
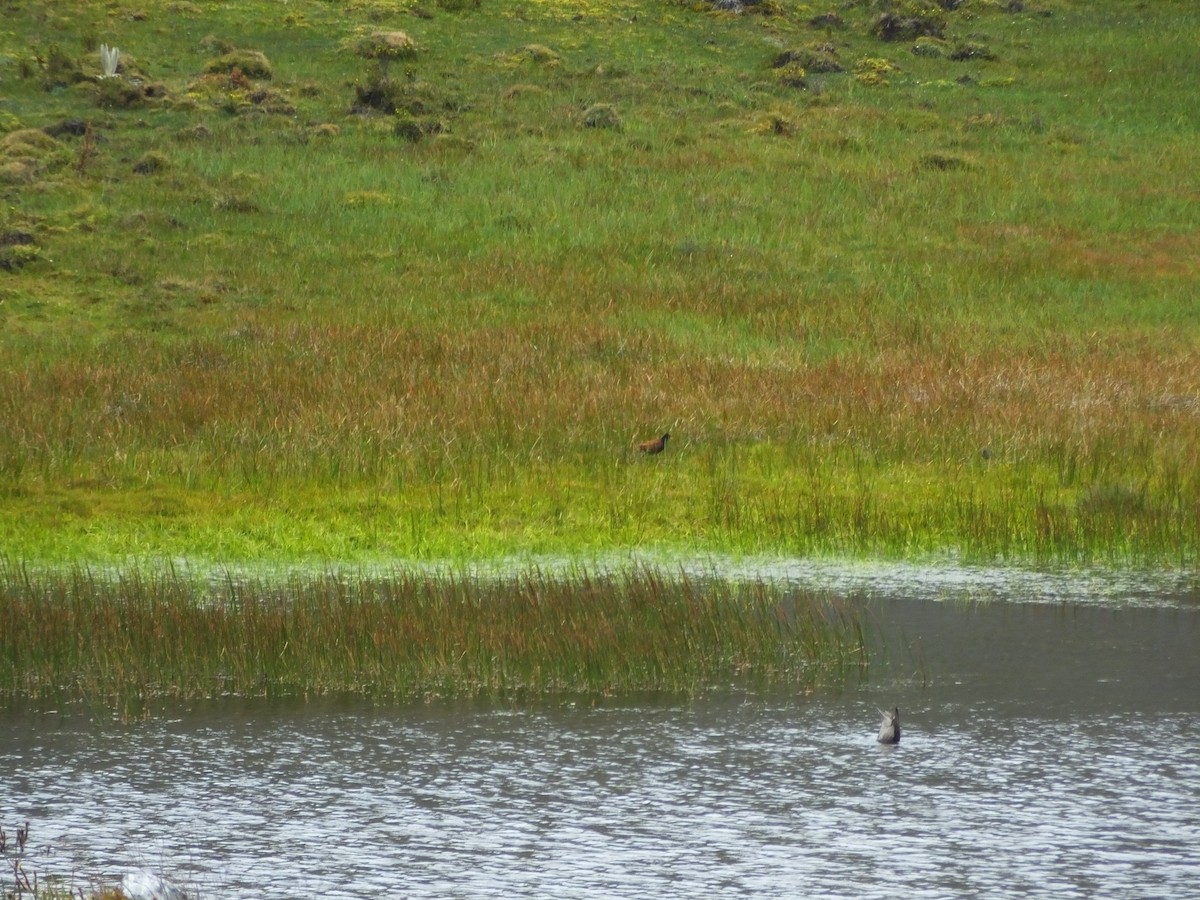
1,0,1198,564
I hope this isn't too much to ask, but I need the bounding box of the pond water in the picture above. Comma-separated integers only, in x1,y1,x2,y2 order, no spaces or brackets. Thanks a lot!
2,570,1198,898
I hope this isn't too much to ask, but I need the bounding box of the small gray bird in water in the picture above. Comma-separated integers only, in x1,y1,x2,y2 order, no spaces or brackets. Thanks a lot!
877,707,900,744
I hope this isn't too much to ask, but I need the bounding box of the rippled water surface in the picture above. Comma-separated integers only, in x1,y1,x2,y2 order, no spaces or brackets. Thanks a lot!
3,585,1199,898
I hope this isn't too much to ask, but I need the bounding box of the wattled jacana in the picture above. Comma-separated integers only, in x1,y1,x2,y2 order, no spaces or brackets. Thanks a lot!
638,432,670,455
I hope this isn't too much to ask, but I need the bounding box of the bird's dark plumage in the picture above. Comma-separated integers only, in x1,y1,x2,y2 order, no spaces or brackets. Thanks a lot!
877,707,900,744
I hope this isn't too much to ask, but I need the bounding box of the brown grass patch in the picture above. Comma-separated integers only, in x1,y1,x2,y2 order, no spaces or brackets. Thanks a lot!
1051,233,1200,280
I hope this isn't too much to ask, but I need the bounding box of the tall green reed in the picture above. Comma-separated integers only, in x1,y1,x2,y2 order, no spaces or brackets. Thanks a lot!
0,565,865,708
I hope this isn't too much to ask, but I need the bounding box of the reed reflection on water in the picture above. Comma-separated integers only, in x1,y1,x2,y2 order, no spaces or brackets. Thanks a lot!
2,592,1198,899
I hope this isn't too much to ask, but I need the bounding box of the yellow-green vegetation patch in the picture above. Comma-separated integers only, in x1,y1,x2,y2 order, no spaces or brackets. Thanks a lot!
344,189,393,207
771,63,808,90
749,109,799,137
854,56,900,85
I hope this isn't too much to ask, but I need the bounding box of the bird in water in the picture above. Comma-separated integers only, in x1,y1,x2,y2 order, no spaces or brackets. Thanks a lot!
877,707,900,744
638,432,670,455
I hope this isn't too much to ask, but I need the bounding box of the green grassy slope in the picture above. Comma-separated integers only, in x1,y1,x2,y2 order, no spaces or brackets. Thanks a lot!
1,0,1197,564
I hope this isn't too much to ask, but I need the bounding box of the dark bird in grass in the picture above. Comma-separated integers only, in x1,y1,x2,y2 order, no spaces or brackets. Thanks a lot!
638,432,670,455
877,707,900,744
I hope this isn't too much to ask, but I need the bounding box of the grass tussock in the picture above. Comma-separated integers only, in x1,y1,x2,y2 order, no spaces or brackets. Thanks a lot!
0,566,865,709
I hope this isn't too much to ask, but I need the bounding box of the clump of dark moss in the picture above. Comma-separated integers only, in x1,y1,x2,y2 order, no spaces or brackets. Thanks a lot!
212,194,258,213
95,77,153,108
132,151,169,174
702,0,784,13
747,0,787,13
348,32,427,113
912,36,949,57
581,103,621,130
0,229,39,272
353,79,398,112
39,44,84,89
184,66,292,116
740,0,786,13
918,151,973,171
43,118,89,138
950,41,997,61
872,2,948,41
392,116,421,141
121,210,186,231
354,78,452,116
752,112,797,137
175,123,212,141
203,49,273,80
808,11,844,29
199,34,235,55
393,112,446,142
247,88,297,116
772,45,844,74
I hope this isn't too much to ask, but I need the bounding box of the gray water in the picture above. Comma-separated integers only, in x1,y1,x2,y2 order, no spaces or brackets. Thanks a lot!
3,580,1199,898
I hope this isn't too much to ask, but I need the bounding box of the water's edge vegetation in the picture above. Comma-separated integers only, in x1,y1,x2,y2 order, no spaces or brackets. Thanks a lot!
0,565,866,711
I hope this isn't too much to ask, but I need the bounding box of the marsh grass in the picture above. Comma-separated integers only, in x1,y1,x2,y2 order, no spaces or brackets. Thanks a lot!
0,1,1198,565
1,820,127,900
0,566,865,709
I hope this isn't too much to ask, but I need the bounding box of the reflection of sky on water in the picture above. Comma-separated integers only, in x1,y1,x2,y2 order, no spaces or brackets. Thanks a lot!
122,553,1200,610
